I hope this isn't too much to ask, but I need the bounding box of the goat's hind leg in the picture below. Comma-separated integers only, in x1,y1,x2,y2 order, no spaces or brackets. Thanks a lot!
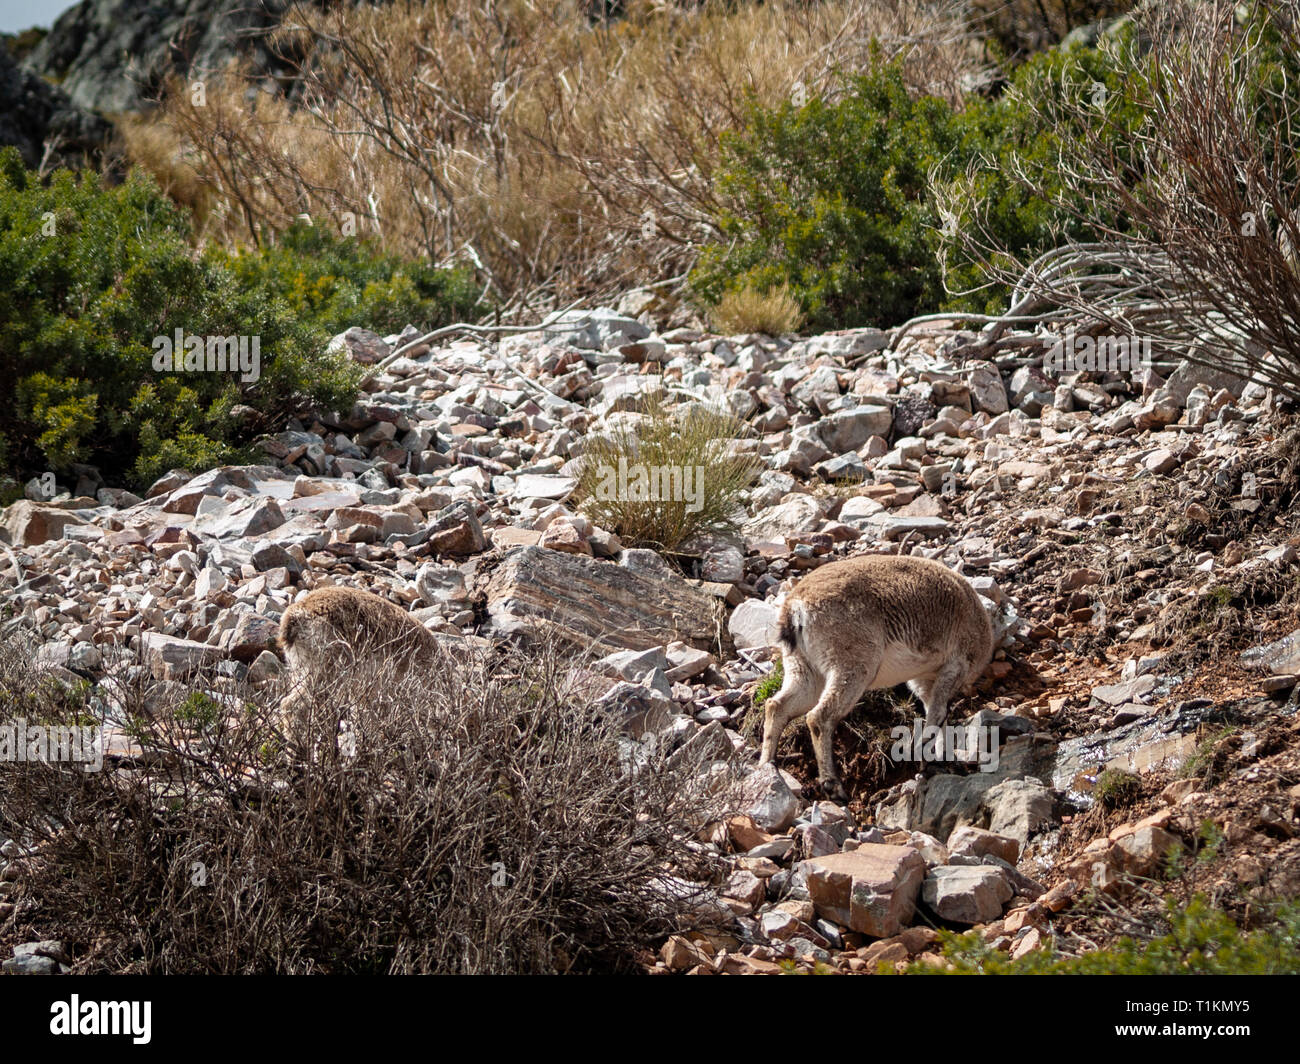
805,664,873,801
909,658,970,762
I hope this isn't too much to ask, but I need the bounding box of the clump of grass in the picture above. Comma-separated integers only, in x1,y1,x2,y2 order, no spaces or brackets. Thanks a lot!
707,284,805,336
742,661,784,741
753,661,784,708
1093,767,1141,810
1178,725,1239,781
1203,584,1234,609
577,394,760,553
905,896,1300,974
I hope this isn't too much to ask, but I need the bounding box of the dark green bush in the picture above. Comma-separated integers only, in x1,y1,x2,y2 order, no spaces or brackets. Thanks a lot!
212,219,485,339
692,41,1146,330
0,153,486,491
692,55,961,332
0,151,355,488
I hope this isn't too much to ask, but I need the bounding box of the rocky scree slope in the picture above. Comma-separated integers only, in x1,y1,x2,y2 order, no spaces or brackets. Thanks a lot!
2,301,1299,974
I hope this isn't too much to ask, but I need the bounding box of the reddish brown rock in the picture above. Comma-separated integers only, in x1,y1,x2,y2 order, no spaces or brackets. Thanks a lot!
804,845,927,938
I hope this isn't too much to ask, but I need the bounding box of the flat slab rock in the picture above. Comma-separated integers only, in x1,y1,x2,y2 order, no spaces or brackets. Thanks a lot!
484,545,721,652
803,845,927,938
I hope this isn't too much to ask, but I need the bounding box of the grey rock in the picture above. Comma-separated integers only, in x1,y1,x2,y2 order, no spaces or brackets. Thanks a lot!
1240,628,1300,675
981,777,1055,846
737,762,799,833
922,865,1014,924
816,405,893,454
729,599,781,650
486,545,719,652
0,44,111,168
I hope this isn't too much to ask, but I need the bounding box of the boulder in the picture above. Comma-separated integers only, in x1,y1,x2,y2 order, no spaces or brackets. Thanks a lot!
0,501,87,546
735,762,799,833
729,598,781,650
485,545,719,651
922,865,1014,924
804,845,927,938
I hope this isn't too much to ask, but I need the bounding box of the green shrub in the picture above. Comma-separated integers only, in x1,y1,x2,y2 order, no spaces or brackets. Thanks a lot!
0,150,360,489
692,55,962,332
907,896,1300,974
0,154,486,492
693,41,1146,330
1093,767,1141,810
212,220,484,339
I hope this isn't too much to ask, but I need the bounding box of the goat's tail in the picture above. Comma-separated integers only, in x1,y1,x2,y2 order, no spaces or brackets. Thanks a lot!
776,599,803,655
277,608,307,660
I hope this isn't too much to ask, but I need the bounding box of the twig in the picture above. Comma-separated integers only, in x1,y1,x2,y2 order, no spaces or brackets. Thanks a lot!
357,297,588,391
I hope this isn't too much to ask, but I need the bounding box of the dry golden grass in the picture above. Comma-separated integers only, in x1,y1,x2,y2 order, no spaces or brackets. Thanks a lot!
576,392,761,553
113,113,214,228
708,283,806,335
128,0,982,306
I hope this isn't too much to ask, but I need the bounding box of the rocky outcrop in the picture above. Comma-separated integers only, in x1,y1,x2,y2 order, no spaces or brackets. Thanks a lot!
22,0,302,114
0,44,112,167
3,279,1293,972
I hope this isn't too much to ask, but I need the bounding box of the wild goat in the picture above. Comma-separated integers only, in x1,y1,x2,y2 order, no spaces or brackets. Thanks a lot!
759,554,993,799
276,585,441,719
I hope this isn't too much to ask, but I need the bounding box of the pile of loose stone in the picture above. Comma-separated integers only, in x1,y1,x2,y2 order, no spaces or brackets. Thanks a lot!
1,303,1293,973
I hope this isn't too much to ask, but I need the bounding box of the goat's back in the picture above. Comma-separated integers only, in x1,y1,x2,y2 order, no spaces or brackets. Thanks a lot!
279,586,439,671
778,554,992,680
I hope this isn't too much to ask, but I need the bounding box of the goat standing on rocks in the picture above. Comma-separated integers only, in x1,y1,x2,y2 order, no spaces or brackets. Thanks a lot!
759,554,993,800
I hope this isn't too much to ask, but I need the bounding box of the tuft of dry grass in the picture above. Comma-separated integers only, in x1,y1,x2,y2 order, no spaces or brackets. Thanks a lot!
708,284,805,336
577,392,760,553
112,112,215,229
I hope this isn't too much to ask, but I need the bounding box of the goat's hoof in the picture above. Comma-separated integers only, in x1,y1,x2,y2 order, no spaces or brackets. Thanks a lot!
817,777,849,803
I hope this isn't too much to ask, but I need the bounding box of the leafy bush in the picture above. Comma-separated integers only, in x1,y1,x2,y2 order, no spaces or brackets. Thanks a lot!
0,154,485,492
0,150,359,488
1093,767,1141,810
908,896,1300,974
693,56,963,332
212,220,484,338
693,42,1145,330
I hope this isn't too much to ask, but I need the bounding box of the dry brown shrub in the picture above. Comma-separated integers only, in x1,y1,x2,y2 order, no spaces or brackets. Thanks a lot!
0,632,739,973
